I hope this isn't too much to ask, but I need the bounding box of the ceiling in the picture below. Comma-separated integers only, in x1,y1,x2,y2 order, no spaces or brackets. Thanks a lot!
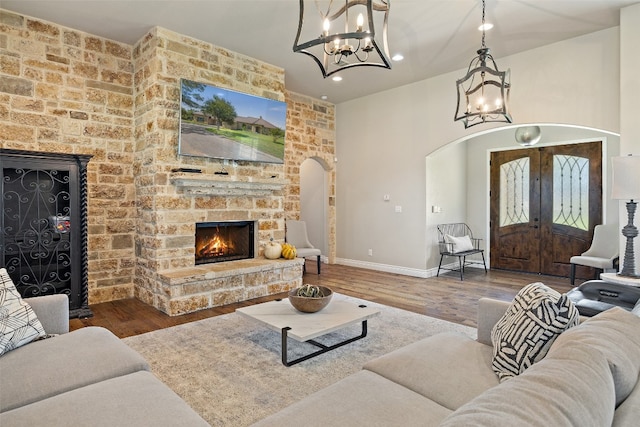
2,0,638,104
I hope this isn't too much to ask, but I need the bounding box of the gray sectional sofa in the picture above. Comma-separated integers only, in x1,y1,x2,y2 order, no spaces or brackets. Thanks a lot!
5,292,639,427
254,297,640,427
0,294,209,427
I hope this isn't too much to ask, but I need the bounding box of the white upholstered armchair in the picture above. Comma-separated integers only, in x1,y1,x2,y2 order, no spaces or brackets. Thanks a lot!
569,224,619,286
285,220,321,274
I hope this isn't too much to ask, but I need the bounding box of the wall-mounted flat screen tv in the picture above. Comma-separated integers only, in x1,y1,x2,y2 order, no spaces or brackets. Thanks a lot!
179,78,286,164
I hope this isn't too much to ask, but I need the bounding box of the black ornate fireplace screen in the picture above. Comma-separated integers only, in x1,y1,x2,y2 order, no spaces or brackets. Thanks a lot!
1,150,92,318
2,169,73,294
195,221,255,265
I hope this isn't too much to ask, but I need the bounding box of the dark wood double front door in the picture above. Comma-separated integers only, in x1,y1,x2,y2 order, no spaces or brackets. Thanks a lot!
490,141,602,277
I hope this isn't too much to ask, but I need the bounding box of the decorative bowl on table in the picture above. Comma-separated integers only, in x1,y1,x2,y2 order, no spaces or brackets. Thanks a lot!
288,285,333,313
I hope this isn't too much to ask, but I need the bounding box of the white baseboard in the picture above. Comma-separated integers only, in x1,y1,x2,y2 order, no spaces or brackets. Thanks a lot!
335,258,430,278
335,258,488,279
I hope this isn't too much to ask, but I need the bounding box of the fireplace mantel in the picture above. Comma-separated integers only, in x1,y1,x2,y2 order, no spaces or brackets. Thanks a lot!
170,172,288,196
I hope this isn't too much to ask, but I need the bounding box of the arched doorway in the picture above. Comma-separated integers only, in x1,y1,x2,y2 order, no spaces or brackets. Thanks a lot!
425,124,620,277
300,157,330,258
490,140,603,277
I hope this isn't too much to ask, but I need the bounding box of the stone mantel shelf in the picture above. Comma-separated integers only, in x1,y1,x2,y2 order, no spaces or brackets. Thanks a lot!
170,172,288,196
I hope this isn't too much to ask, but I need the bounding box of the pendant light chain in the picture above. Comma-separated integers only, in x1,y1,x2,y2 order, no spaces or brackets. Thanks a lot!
481,0,486,49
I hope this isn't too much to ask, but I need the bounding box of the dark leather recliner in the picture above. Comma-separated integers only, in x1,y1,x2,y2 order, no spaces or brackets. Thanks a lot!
567,279,640,317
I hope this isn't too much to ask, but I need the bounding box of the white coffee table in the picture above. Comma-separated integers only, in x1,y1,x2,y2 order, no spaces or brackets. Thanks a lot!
236,294,380,366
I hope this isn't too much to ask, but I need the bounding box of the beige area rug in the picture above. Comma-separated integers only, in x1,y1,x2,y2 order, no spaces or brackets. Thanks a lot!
123,295,476,426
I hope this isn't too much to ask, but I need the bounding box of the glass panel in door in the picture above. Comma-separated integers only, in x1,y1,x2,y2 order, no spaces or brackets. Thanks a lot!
500,157,530,227
552,154,589,231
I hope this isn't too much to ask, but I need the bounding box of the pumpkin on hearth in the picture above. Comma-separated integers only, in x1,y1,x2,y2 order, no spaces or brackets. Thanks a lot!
264,238,282,259
281,243,297,259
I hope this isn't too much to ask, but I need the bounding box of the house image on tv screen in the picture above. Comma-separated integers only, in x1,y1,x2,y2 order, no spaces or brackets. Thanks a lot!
179,79,286,164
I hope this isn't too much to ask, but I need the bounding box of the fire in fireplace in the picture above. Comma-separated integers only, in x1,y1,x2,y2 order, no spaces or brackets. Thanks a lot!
195,221,255,265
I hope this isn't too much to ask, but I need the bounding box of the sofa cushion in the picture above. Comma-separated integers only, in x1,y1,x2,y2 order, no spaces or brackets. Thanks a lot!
613,373,640,427
252,370,453,427
0,326,149,412
440,339,616,427
363,332,498,410
0,371,209,427
549,307,640,406
491,282,579,381
0,268,46,357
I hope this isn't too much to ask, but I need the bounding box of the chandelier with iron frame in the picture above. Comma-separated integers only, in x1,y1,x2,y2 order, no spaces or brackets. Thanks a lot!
293,0,391,78
454,0,512,128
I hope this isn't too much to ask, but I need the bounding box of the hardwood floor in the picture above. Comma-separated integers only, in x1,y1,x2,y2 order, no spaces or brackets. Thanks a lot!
70,264,575,338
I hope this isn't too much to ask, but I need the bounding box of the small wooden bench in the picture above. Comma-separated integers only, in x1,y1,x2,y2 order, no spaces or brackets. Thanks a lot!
436,223,487,281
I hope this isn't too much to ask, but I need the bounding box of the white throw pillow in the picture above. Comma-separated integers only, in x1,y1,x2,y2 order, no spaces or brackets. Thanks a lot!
491,282,579,382
444,234,474,253
0,268,46,356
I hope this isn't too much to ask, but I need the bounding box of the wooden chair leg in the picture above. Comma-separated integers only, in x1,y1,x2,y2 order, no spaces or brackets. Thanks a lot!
316,255,321,274
570,264,576,287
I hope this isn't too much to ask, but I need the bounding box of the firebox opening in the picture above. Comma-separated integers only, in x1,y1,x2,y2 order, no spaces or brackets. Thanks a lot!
195,221,255,265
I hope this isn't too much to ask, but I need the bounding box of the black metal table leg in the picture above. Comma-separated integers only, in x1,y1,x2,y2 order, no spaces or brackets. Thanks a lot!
281,320,369,367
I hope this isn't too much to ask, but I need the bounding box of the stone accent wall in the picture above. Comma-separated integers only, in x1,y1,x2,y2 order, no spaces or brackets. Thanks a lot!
0,9,336,311
0,9,137,303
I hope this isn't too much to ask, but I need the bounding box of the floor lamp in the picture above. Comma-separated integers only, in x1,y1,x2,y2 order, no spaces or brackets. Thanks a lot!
611,155,640,278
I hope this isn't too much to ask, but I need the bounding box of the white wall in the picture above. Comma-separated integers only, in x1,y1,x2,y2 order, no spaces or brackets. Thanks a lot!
336,26,624,275
425,142,467,269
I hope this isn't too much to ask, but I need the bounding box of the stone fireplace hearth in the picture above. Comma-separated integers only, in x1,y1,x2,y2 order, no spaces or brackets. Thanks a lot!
153,257,304,316
134,172,303,316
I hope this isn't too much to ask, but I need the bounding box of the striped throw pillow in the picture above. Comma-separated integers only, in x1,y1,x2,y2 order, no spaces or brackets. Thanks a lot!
0,268,46,356
491,282,579,382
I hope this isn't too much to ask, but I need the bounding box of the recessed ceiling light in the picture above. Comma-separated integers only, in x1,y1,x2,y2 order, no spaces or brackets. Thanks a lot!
478,23,493,31
392,54,404,62
332,75,343,82
321,95,328,100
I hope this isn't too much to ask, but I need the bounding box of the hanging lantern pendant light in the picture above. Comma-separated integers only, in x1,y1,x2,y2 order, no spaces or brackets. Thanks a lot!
293,0,391,78
454,0,512,128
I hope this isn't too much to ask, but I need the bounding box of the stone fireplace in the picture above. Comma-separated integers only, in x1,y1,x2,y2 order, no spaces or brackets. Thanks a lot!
134,172,304,316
